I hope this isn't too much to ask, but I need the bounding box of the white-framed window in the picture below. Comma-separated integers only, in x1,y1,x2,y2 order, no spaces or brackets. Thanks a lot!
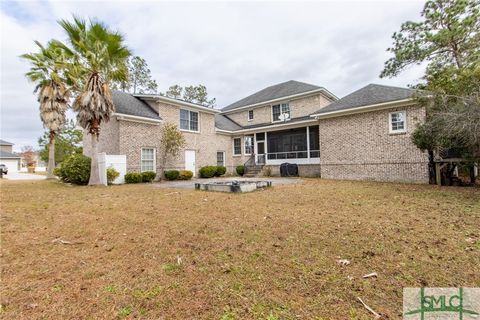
141,147,155,172
248,110,254,121
180,109,199,132
233,138,242,155
272,103,290,122
217,151,225,166
244,135,254,155
389,111,406,133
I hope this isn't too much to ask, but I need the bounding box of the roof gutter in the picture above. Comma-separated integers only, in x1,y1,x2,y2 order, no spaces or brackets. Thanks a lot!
310,98,415,119
135,94,221,114
221,88,338,114
114,113,162,124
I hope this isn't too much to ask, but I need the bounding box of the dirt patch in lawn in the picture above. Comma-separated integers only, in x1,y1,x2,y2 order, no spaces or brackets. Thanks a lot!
1,179,479,319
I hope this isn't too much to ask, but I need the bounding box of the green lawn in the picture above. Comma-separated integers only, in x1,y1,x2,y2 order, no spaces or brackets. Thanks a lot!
1,179,479,319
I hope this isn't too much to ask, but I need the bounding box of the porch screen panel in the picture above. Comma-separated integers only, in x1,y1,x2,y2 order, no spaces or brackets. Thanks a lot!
309,125,320,158
267,128,308,159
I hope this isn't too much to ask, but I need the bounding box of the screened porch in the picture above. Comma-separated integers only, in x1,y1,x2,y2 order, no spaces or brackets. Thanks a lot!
247,125,320,165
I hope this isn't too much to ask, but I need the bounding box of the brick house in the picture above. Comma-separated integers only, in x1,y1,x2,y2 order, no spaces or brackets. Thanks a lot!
84,80,429,183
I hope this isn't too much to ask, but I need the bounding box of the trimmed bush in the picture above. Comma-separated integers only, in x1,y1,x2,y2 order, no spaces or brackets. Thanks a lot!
199,166,217,178
178,170,193,180
164,170,180,181
215,166,226,176
58,154,91,185
142,171,156,183
53,167,62,177
236,165,245,176
106,167,120,185
125,172,143,183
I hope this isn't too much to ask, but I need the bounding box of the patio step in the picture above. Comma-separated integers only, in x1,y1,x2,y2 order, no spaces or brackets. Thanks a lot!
244,166,263,177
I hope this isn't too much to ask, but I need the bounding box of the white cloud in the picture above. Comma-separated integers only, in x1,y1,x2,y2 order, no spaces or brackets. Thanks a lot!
0,0,425,149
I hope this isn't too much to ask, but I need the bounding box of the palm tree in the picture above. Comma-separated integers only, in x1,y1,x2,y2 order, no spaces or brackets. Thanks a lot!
21,41,71,179
58,16,131,185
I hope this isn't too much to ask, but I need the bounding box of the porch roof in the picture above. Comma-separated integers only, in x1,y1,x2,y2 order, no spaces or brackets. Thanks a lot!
242,115,313,130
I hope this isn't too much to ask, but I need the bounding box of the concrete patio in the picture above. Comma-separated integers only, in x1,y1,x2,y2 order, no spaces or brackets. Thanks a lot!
152,176,303,189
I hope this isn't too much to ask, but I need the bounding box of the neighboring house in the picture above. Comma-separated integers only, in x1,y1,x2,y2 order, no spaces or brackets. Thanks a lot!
84,80,429,183
0,139,21,173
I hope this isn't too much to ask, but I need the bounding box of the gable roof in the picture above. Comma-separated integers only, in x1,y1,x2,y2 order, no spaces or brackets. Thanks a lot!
0,139,14,146
215,115,243,131
112,90,161,120
0,150,20,158
222,80,330,112
312,84,416,115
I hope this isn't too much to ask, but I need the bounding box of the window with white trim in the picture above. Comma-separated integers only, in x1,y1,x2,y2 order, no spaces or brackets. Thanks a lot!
272,103,290,122
141,148,155,172
180,109,199,131
233,138,241,155
217,151,225,166
389,111,406,133
248,110,254,121
244,135,254,155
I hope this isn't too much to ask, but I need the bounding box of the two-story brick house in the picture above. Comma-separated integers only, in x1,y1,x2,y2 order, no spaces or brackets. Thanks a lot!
84,80,429,183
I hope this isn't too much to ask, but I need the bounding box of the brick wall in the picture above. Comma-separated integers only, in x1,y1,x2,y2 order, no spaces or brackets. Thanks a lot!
83,106,235,176
318,105,429,183
225,93,331,126
83,119,120,158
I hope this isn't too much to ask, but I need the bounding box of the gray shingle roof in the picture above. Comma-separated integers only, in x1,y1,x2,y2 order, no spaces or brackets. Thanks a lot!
0,139,14,145
0,150,20,158
222,80,322,111
112,90,161,120
312,84,416,115
215,115,243,131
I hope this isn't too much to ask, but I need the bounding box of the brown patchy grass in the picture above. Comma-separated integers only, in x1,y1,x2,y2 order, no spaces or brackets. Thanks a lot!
0,179,479,320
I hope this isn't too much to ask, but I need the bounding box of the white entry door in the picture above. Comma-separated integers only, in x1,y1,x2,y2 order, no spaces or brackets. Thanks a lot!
185,150,196,176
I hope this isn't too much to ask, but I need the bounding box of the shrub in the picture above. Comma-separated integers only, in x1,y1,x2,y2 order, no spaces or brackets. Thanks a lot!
236,165,245,176
215,166,227,176
58,154,91,185
106,167,120,185
164,170,180,181
199,166,217,178
142,171,156,183
178,170,193,180
53,167,62,177
125,172,143,183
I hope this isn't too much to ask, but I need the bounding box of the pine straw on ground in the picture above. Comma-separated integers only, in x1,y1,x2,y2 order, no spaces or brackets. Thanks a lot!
0,179,479,320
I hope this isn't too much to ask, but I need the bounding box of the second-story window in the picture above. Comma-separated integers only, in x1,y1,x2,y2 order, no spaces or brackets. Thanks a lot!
180,109,199,132
248,110,254,121
272,103,290,122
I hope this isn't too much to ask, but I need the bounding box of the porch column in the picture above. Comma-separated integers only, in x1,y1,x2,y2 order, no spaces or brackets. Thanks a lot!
306,126,310,159
265,131,268,164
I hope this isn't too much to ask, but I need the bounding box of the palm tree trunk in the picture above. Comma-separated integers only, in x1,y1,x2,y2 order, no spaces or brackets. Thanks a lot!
47,130,56,179
88,133,102,186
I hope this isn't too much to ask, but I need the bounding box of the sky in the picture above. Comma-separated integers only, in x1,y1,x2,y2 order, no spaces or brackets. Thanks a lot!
0,0,426,150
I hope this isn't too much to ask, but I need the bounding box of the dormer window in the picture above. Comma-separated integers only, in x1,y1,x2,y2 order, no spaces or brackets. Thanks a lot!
272,103,290,122
248,110,254,121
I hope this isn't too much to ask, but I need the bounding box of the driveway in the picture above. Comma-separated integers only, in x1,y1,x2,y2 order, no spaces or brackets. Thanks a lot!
2,172,47,181
152,176,303,189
